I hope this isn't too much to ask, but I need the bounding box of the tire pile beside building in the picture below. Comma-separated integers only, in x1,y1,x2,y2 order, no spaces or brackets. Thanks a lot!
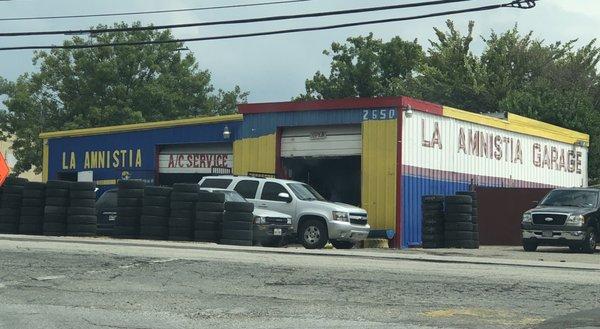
169,183,200,241
140,186,172,240
43,180,71,235
194,191,225,243
115,180,145,238
67,182,97,237
444,195,478,249
0,177,27,234
19,182,46,235
221,201,255,246
421,195,445,249
457,191,480,248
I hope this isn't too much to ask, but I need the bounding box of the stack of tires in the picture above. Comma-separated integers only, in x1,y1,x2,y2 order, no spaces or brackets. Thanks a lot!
444,195,478,249
169,183,200,241
115,180,145,238
194,191,225,242
221,201,254,246
0,177,27,234
421,195,445,249
43,180,71,236
19,182,46,235
67,182,97,237
457,191,479,248
140,186,172,240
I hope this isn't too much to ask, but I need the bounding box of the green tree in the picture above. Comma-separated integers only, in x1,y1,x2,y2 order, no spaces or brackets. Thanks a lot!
0,22,248,174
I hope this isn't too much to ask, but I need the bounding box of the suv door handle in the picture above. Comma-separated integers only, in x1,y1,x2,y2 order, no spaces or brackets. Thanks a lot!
258,203,268,208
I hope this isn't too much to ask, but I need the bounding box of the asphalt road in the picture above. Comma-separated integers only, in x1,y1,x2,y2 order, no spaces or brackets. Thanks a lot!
0,237,598,329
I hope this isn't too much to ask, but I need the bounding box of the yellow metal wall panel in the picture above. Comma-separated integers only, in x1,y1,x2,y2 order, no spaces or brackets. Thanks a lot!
361,119,397,230
233,134,277,175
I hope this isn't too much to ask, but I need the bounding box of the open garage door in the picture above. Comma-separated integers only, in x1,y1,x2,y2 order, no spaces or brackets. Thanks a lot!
281,125,362,206
158,143,232,185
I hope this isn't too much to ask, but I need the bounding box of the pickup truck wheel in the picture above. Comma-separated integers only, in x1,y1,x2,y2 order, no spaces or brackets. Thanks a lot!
299,219,328,249
569,245,582,253
581,228,597,254
330,240,355,249
522,239,538,252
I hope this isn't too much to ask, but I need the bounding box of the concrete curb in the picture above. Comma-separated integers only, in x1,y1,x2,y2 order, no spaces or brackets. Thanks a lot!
1,234,598,271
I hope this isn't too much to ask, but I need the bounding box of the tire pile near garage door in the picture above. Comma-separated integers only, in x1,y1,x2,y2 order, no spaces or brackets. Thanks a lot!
19,182,46,235
194,191,225,242
457,191,479,248
169,183,200,241
444,195,478,249
140,186,172,240
67,182,97,237
43,180,71,235
421,195,445,249
0,177,27,234
115,180,145,238
221,201,254,246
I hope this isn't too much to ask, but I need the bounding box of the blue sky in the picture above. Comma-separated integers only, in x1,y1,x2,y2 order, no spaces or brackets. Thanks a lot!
0,0,599,103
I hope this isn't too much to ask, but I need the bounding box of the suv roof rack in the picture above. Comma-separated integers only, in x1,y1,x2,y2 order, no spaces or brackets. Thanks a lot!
247,172,276,179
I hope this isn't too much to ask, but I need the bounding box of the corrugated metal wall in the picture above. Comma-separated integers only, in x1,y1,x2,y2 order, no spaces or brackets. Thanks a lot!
362,119,397,231
233,134,276,175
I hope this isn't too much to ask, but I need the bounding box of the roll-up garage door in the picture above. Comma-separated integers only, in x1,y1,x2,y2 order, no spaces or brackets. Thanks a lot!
281,125,362,157
158,143,233,174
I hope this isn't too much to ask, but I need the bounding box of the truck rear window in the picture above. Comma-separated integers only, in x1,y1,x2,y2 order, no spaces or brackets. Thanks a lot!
200,178,233,189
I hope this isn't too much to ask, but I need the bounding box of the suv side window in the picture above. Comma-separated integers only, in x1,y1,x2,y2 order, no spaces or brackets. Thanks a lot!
234,180,259,199
260,182,289,202
200,178,232,188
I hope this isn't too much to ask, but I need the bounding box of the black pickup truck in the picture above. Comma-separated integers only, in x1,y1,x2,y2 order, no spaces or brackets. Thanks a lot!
521,188,599,253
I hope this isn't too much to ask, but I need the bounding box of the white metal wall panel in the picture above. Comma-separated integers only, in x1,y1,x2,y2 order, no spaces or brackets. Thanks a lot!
402,111,588,188
159,143,233,174
281,125,362,157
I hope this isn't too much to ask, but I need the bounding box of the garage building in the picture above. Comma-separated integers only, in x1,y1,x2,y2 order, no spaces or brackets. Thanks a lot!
40,96,589,247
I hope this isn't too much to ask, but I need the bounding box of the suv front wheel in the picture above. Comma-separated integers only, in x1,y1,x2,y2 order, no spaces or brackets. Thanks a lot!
299,219,328,249
581,228,597,254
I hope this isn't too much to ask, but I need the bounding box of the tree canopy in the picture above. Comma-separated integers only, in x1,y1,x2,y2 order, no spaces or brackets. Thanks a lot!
298,20,600,182
0,22,248,174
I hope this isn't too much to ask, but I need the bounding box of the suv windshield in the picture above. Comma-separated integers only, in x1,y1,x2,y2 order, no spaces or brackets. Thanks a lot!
287,183,326,201
540,189,598,208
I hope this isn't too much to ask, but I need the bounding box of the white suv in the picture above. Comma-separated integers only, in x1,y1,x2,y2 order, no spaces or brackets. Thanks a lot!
199,175,370,249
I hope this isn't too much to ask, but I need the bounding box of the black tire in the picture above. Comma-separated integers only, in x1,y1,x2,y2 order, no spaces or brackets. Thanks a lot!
445,204,472,214
195,211,222,223
118,207,141,217
446,239,478,249
70,190,96,199
472,224,479,232
444,213,472,223
0,223,18,233
43,213,67,223
445,231,473,240
0,215,19,224
143,196,170,207
21,198,44,207
169,217,192,228
144,186,172,197
117,179,145,189
140,215,169,227
70,182,96,191
224,201,254,213
423,210,444,218
19,215,44,224
45,197,69,206
422,233,444,242
66,224,97,234
170,209,194,218
194,230,219,242
222,229,252,240
24,182,46,190
67,215,97,225
0,208,20,216
68,207,96,216
198,191,225,203
44,206,68,215
330,240,355,249
569,245,583,252
142,206,170,217
422,226,444,235
117,189,144,198
170,201,193,210
1,195,22,208
168,227,192,237
223,211,253,223
112,226,138,237
5,177,28,186
117,198,142,207
456,191,477,200
195,202,224,212
19,223,43,235
445,222,473,231
139,225,168,238
171,192,199,202
523,239,538,252
422,218,443,227
220,239,253,246
115,216,138,226
46,180,71,189
422,203,443,211
45,189,69,198
3,186,24,194
422,241,444,249
299,219,328,249
20,207,44,216
22,190,44,199
581,228,597,254
43,222,66,234
422,195,445,203
445,195,472,204
221,220,252,231
194,221,220,231
172,183,200,193
69,199,95,208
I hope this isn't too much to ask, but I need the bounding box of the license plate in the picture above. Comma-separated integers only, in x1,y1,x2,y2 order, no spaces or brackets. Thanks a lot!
273,228,282,236
108,214,117,221
542,231,553,238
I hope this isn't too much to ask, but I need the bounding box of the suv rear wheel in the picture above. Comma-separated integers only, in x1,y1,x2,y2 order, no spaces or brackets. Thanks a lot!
299,219,328,249
581,228,597,254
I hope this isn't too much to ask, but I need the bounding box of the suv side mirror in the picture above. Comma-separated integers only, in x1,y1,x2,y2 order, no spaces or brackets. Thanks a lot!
278,192,292,203
532,201,539,207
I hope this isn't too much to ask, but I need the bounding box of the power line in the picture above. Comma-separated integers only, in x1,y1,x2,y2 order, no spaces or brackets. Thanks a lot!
0,0,537,51
0,0,312,22
1,0,481,37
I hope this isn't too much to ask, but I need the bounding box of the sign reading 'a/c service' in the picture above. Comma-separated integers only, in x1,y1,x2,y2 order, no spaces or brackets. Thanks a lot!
158,153,233,174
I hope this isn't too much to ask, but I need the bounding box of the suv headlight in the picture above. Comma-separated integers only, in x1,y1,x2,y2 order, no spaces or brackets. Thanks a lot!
254,216,266,224
332,211,349,222
566,214,584,226
286,218,292,225
522,213,532,223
